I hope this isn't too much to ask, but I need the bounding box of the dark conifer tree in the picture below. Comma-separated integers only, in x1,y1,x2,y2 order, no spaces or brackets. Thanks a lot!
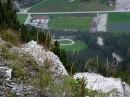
0,0,2,27
6,0,13,9
52,40,67,67
0,0,20,29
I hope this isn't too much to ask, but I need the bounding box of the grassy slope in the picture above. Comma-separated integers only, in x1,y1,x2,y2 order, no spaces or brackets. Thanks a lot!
79,0,114,11
28,0,79,12
108,13,130,23
17,14,28,24
28,0,113,12
50,17,91,31
61,41,88,52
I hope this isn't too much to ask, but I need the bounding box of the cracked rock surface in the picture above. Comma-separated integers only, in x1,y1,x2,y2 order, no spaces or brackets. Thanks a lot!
12,41,68,80
74,73,130,97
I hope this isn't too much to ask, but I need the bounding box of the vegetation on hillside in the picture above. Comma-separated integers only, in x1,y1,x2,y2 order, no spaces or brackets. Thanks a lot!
0,0,129,96
0,41,117,97
0,0,20,29
0,0,74,74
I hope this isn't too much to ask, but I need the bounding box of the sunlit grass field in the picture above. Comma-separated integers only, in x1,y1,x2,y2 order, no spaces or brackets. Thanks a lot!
108,13,130,23
28,0,114,12
17,14,28,24
50,17,92,31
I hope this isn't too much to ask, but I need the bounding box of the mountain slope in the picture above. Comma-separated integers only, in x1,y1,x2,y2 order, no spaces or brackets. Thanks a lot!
0,38,130,97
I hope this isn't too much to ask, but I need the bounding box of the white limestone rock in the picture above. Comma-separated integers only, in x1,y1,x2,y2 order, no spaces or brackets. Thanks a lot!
12,41,68,79
0,67,12,80
74,72,130,97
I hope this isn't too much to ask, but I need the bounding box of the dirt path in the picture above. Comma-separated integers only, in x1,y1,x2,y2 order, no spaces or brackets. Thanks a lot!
24,14,31,25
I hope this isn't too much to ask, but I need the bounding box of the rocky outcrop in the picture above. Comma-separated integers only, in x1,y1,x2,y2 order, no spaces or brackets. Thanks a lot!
0,67,12,80
0,40,51,97
74,73,130,97
12,41,68,80
0,81,48,97
0,39,130,97
5,82,47,97
0,65,44,97
0,58,48,97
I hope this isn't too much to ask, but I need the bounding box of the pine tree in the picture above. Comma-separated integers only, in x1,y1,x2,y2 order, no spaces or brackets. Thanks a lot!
0,0,20,29
0,0,2,27
52,41,67,67
6,0,13,9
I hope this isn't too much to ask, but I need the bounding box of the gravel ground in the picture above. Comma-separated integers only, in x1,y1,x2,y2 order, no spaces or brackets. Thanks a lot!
115,0,130,10
97,13,108,32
